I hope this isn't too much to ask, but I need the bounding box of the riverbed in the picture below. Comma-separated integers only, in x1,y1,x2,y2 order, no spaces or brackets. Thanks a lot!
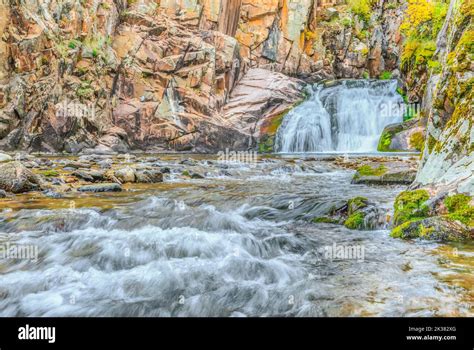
0,154,472,316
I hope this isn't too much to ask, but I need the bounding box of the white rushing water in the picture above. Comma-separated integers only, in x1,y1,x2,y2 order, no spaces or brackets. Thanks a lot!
275,80,405,153
0,158,471,316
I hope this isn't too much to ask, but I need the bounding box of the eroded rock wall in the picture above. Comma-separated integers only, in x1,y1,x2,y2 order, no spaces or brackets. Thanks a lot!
0,0,248,153
413,0,473,196
157,0,406,79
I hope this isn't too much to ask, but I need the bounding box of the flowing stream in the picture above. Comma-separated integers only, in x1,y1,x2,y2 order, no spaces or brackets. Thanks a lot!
275,80,405,152
0,155,472,316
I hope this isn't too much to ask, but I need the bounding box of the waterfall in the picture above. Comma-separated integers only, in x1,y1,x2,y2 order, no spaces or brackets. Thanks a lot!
275,80,405,153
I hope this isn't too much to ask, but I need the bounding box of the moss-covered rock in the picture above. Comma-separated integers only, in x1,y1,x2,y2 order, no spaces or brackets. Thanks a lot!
353,165,387,178
344,211,366,229
444,194,472,212
347,196,368,214
444,194,474,227
257,94,308,154
391,216,473,241
377,118,425,152
409,131,425,151
40,170,60,177
393,189,430,226
312,216,340,224
351,164,417,185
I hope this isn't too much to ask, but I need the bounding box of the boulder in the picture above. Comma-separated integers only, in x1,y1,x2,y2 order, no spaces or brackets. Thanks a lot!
391,217,473,242
114,167,136,183
0,162,42,193
352,170,417,185
72,170,106,182
135,170,164,183
377,118,426,152
0,153,12,162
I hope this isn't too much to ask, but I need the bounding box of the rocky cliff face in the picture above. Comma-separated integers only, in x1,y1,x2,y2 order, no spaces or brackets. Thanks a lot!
0,0,249,153
0,0,407,153
159,0,405,79
411,0,473,197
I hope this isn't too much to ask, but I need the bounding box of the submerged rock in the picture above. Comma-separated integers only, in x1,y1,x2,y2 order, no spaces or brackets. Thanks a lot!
313,196,389,231
78,183,122,193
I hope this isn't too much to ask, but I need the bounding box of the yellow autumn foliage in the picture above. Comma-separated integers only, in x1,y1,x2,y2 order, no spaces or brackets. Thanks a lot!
400,0,435,34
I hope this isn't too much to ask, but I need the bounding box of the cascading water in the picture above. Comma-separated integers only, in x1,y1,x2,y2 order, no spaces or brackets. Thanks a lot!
275,80,405,153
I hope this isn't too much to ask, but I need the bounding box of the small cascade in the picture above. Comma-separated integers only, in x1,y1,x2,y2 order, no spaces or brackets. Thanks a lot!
275,80,405,152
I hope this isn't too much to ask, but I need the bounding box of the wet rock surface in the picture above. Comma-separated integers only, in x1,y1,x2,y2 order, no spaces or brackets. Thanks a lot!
0,161,43,193
78,183,123,193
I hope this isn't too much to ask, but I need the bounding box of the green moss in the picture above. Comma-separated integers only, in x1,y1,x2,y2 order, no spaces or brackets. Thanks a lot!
396,88,409,103
40,170,59,177
354,165,387,179
77,82,94,99
377,131,392,152
409,131,424,151
347,196,368,214
362,71,369,79
445,208,474,227
393,189,430,226
379,71,392,80
344,212,365,230
427,134,437,153
390,219,420,238
312,216,339,224
181,170,191,177
257,97,307,153
68,39,82,50
444,194,471,212
444,194,473,227
258,110,289,153
419,223,435,237
342,18,353,28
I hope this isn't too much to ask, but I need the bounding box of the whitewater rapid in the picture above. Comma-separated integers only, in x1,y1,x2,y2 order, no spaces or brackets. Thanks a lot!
0,157,471,317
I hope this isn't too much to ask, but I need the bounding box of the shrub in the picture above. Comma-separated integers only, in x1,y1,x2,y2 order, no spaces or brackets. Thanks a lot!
348,0,373,23
379,71,392,80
